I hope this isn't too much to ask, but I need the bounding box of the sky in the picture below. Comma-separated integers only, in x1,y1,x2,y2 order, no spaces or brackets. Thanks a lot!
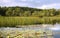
0,0,60,9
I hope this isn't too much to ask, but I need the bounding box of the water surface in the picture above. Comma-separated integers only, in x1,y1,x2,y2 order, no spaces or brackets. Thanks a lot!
0,24,60,38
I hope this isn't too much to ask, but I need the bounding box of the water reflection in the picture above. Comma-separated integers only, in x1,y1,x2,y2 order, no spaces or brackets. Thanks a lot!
0,24,60,38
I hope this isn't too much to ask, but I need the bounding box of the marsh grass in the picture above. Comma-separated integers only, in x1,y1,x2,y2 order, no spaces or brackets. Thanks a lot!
0,16,60,27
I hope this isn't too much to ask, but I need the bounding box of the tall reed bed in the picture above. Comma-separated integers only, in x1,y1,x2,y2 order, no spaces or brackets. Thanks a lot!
0,16,60,27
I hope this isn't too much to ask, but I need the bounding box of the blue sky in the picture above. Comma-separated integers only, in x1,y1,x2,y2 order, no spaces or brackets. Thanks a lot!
0,0,60,9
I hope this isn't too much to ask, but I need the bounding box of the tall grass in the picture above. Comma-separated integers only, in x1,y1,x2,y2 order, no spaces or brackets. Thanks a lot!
0,16,60,27
0,17,41,27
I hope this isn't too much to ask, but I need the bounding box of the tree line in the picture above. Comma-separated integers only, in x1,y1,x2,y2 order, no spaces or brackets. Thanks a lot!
0,6,60,17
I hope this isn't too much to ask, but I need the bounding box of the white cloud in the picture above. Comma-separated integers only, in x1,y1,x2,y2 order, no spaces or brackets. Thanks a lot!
36,3,60,9
0,0,15,6
20,0,33,2
0,0,32,7
20,0,27,1
0,0,60,9
0,0,12,3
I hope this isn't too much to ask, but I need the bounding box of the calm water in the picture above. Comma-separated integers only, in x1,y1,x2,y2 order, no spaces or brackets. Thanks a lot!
0,24,60,38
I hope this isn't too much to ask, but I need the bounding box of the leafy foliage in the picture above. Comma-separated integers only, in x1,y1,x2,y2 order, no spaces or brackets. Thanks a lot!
0,7,60,17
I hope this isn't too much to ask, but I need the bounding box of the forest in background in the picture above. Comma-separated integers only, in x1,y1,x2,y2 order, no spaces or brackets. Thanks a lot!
0,6,60,27
0,6,60,17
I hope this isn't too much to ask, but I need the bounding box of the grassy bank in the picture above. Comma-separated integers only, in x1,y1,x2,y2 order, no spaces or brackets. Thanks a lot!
0,16,60,27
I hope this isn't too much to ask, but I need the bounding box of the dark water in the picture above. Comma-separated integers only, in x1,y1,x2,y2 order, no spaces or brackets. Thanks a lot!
54,34,60,38
52,30,60,38
48,24,60,38
0,24,60,38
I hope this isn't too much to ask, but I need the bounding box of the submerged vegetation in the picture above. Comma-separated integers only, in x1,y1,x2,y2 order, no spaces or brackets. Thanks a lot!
0,29,53,38
0,6,60,27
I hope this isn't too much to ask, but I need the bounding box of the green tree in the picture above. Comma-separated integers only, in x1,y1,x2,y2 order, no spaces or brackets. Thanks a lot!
6,8,13,16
